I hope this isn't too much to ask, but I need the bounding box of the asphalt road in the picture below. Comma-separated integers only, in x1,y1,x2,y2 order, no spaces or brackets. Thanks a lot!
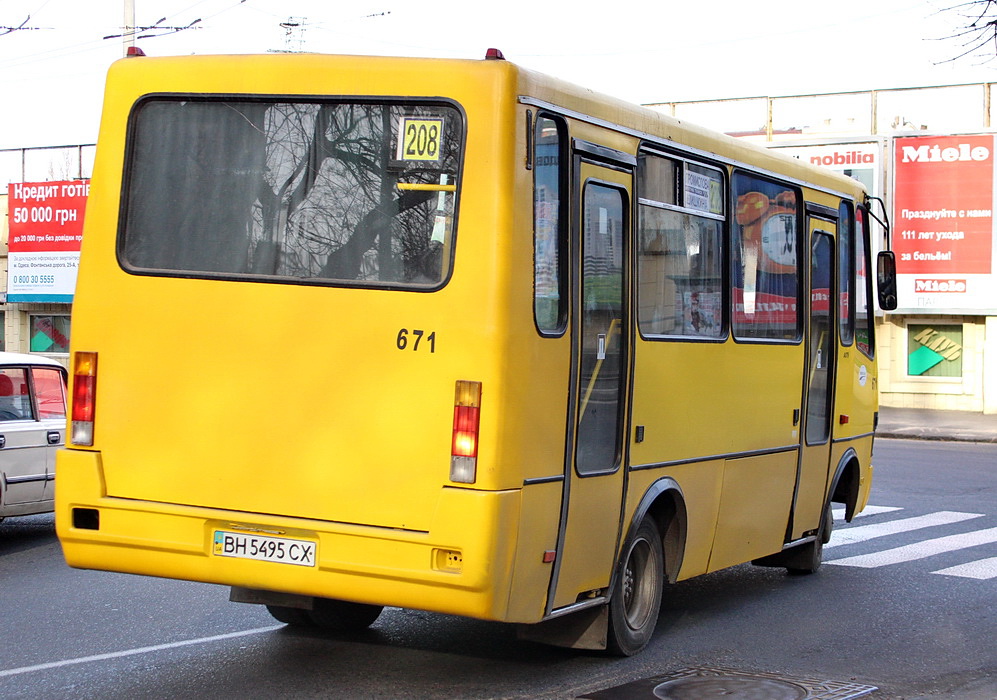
1,438,994,699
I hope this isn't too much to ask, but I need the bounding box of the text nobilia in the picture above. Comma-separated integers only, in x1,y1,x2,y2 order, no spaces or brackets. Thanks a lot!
901,142,990,163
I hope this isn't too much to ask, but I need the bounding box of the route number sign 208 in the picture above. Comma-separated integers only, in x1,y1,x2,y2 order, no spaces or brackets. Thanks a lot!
398,118,444,162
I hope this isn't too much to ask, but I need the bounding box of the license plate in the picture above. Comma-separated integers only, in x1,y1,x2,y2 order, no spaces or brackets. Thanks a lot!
213,530,317,567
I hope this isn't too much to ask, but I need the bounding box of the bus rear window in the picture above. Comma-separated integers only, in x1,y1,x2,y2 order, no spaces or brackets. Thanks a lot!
120,99,463,289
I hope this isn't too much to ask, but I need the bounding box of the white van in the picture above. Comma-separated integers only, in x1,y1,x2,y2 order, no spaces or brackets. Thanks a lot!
0,352,68,522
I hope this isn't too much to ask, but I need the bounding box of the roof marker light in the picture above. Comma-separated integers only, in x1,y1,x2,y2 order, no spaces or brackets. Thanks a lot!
485,48,505,60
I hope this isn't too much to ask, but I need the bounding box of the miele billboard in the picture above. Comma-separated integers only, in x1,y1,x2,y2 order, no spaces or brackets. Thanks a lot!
893,134,997,314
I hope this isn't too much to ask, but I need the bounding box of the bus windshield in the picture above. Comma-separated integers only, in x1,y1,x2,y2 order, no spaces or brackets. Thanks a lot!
120,98,462,288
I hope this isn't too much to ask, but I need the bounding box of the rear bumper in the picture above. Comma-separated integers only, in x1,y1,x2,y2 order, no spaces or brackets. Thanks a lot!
55,448,525,621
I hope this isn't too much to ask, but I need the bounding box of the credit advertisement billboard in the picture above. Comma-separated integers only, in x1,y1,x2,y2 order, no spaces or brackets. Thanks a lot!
893,134,996,313
6,180,88,303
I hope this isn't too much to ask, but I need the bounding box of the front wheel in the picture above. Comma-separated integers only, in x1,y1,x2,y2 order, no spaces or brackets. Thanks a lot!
606,518,664,656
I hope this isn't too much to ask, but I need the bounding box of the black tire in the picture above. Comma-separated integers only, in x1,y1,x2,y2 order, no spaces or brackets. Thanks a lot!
606,518,664,656
308,598,384,633
266,604,313,626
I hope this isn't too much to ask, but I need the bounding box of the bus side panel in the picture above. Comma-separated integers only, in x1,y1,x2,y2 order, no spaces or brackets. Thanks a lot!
630,341,804,463
706,452,798,571
505,481,563,622
625,462,723,581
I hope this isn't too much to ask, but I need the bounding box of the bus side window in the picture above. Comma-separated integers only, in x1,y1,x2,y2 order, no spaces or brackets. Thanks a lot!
855,207,876,358
637,155,725,339
838,200,855,346
533,115,567,334
731,174,802,342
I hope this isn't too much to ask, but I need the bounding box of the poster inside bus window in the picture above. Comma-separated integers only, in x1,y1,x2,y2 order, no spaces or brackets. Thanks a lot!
732,176,801,341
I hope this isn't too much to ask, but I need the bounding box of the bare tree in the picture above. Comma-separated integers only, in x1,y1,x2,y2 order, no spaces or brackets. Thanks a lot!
938,0,997,63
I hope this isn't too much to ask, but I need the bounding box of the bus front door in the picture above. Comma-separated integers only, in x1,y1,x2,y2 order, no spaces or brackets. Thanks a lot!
793,226,836,539
549,153,632,613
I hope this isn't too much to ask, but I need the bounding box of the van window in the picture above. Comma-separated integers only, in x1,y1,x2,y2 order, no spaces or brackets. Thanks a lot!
120,99,463,289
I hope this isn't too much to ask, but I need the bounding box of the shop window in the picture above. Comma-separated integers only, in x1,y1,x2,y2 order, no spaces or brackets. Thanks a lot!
907,324,962,378
30,315,71,353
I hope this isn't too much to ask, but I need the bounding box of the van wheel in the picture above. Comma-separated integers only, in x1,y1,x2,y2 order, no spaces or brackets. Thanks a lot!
606,518,663,656
266,605,312,626
308,598,384,632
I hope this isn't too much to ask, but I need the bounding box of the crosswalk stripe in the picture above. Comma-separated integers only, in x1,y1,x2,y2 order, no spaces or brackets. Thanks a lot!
826,511,983,548
827,526,997,568
931,557,997,580
831,505,903,520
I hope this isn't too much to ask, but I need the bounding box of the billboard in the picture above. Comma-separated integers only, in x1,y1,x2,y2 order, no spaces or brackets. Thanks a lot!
892,134,996,313
6,180,88,303
771,141,881,199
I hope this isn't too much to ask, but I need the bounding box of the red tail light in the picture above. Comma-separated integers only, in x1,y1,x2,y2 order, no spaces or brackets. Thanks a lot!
450,381,481,483
71,352,97,446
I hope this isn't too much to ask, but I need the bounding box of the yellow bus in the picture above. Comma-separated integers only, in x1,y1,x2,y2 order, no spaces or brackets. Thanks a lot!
57,50,896,655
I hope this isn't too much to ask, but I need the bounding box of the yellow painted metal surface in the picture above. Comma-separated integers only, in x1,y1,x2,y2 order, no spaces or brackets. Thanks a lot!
58,52,879,628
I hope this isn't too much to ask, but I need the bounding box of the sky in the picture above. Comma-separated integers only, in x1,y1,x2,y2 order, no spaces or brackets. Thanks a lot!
2,0,996,149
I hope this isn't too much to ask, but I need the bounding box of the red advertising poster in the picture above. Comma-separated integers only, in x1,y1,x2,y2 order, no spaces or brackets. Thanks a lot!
893,134,996,312
894,134,992,274
6,180,89,302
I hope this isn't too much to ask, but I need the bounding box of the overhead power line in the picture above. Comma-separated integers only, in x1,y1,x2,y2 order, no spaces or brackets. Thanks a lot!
103,17,202,42
1,15,46,36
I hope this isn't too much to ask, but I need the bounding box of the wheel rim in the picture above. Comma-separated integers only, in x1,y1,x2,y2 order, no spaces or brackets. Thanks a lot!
622,536,657,630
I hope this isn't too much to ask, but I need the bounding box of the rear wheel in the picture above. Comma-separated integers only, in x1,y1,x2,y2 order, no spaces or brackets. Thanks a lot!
308,598,384,632
606,518,664,656
266,604,313,626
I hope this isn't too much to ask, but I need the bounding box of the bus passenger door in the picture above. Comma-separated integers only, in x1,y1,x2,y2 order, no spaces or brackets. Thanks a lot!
793,226,836,539
549,149,633,612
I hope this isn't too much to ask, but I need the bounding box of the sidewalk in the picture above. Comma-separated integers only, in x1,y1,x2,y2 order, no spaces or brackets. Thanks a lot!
877,406,997,443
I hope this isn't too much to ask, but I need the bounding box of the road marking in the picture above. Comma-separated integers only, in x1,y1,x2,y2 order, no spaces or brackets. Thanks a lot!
826,511,983,548
827,526,997,568
931,556,997,580
831,505,902,520
0,625,282,679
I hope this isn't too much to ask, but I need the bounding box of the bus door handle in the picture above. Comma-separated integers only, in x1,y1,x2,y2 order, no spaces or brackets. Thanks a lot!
793,409,801,426
597,334,607,360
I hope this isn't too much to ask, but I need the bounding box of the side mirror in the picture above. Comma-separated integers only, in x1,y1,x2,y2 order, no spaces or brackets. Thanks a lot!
877,251,897,311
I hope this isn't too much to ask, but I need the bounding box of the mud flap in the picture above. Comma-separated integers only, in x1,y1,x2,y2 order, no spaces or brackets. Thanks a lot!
517,605,608,650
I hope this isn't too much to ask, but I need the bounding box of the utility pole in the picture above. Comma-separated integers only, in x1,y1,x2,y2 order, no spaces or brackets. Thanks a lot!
123,0,135,56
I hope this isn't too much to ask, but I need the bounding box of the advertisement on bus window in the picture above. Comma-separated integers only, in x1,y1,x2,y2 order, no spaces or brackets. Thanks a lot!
892,134,997,313
6,180,88,303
